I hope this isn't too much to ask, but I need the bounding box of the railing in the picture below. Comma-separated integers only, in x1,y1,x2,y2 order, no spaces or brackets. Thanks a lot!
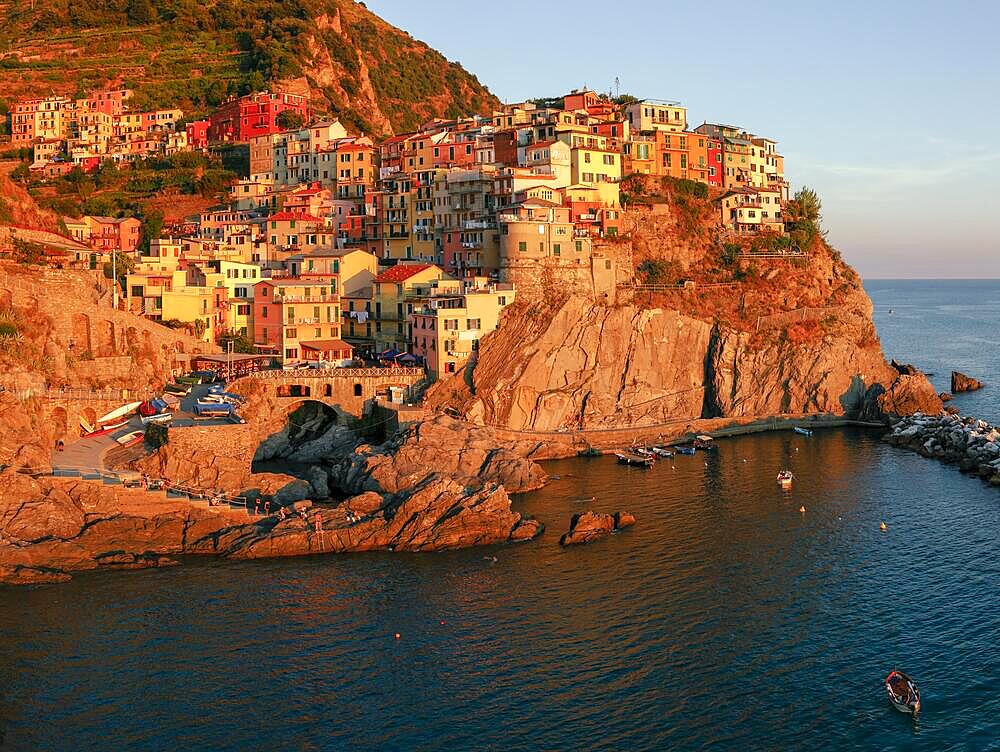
2,386,151,402
243,366,424,380
4,463,261,517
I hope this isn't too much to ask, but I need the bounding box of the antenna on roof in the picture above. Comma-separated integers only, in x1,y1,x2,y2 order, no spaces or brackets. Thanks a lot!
615,77,620,99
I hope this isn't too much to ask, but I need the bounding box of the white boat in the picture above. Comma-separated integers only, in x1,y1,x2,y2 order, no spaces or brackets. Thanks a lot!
777,470,794,485
140,413,173,426
115,430,145,447
794,426,813,437
652,446,674,457
97,401,142,426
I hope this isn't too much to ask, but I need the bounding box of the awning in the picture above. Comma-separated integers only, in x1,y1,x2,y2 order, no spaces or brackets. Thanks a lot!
300,338,354,355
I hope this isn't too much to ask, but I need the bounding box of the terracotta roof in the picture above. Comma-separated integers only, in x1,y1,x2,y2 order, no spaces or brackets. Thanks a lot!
374,263,435,283
268,211,324,222
526,140,558,150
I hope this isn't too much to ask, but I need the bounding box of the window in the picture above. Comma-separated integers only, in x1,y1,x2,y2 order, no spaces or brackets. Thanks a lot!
575,241,583,253
518,241,527,252
553,243,561,256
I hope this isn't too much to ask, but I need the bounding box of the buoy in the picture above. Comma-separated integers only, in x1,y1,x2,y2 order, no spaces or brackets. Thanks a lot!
439,620,445,625
799,506,806,513
704,462,709,467
394,633,401,639
880,521,888,531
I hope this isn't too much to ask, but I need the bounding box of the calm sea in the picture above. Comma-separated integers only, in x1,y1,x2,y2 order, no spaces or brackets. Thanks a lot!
1,280,999,751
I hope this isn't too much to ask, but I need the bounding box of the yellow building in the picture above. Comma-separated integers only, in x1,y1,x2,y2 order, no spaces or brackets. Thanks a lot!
409,282,517,378
253,278,348,364
372,263,453,352
160,279,225,343
625,100,688,134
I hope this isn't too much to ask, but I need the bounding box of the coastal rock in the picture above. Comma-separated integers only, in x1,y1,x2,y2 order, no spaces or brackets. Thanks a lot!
326,415,550,496
428,293,940,431
614,511,637,529
952,371,984,393
939,392,953,402
273,479,312,506
220,476,540,558
559,510,635,546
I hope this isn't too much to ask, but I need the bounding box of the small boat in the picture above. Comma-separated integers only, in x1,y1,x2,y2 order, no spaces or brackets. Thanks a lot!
616,451,654,467
115,430,145,447
634,447,655,458
163,382,191,396
577,447,602,457
676,445,697,456
652,446,674,458
693,435,716,450
794,426,813,437
96,401,142,425
81,419,128,438
140,412,173,426
885,670,921,715
777,470,794,485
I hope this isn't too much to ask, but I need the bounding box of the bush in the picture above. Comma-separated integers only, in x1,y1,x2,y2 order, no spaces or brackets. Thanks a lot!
637,259,684,286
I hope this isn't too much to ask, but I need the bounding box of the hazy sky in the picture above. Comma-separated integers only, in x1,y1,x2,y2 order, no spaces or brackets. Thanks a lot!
367,0,999,278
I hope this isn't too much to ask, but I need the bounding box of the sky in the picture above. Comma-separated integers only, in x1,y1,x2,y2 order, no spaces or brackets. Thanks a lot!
366,0,1000,278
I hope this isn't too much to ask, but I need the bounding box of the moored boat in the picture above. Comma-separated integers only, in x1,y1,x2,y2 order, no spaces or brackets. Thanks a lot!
115,430,145,447
96,401,142,425
676,445,697,456
777,470,794,486
693,435,716,450
140,412,173,426
652,446,674,458
794,426,813,437
885,670,921,715
616,451,655,467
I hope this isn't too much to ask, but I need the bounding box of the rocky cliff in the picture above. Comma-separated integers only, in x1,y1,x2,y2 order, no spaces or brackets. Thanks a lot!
428,197,942,430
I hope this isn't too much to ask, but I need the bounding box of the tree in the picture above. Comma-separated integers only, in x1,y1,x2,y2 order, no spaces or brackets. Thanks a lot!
9,161,30,183
218,334,257,354
103,251,135,280
276,109,305,131
138,209,164,255
127,0,157,24
788,187,822,225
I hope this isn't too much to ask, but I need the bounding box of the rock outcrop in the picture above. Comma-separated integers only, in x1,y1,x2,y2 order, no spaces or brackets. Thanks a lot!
323,414,554,497
885,413,1000,482
0,464,543,585
952,371,984,393
559,510,635,546
429,295,941,432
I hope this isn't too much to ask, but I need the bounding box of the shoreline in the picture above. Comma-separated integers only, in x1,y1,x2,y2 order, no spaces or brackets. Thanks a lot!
1,410,894,587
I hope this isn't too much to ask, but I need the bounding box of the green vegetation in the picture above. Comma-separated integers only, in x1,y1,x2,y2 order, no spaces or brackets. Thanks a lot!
218,333,256,354
637,259,685,286
785,187,824,251
31,152,236,219
0,0,499,133
12,238,46,266
103,251,136,279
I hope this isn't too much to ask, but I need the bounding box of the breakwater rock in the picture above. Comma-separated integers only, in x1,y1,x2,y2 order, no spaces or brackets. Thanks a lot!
952,371,985,393
559,510,636,546
884,413,1000,481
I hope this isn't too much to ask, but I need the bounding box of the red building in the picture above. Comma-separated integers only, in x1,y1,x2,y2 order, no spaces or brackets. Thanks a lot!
208,92,311,143
186,119,210,150
706,137,724,188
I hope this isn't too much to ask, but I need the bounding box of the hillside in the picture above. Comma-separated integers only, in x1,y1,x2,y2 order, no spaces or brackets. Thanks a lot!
0,0,499,136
